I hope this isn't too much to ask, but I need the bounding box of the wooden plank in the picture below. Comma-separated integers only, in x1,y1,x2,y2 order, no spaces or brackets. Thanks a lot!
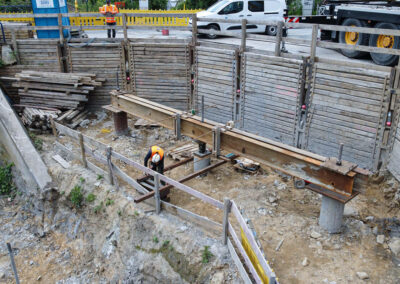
227,239,252,284
161,201,222,234
228,223,262,284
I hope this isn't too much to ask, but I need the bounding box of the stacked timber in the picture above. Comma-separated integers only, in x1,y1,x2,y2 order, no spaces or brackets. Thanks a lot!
1,22,34,42
20,107,61,133
56,109,90,129
12,71,104,109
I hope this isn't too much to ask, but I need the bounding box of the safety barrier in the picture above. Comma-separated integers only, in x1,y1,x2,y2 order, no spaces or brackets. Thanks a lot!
52,121,277,283
0,9,201,27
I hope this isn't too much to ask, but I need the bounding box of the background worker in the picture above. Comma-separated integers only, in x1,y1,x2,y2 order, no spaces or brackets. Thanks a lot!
144,146,164,175
99,0,119,38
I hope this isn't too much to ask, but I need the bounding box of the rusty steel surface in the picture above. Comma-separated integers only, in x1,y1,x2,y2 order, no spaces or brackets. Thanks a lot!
111,91,368,197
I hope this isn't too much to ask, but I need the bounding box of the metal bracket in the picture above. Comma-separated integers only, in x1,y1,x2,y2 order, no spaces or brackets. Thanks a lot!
213,126,221,157
321,157,357,175
174,113,181,140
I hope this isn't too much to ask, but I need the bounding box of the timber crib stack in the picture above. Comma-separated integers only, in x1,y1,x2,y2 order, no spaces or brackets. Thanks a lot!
12,71,104,109
21,107,61,133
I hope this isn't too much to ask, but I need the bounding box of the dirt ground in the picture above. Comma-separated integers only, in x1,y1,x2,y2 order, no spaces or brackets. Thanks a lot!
73,111,400,284
1,111,400,283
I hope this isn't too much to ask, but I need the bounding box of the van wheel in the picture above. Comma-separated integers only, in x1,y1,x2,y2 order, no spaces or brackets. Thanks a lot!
206,24,220,39
266,25,277,36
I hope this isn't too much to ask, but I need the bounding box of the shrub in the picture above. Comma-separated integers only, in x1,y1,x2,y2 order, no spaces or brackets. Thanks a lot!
0,163,15,195
94,202,103,214
202,246,213,264
86,193,96,202
28,132,43,151
70,185,83,208
105,198,114,206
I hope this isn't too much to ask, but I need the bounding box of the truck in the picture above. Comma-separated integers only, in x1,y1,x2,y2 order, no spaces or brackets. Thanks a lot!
287,0,400,66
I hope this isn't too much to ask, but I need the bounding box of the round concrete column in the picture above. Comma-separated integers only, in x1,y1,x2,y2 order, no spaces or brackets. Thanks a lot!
319,196,345,233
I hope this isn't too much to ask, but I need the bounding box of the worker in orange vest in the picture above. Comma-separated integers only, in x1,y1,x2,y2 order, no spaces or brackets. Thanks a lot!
144,146,164,175
99,0,119,38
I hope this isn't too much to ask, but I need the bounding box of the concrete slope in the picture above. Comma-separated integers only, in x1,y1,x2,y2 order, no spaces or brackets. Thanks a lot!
0,87,52,192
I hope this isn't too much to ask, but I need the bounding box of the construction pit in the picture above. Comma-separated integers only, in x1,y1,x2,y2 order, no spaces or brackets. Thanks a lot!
1,17,400,283
0,110,399,283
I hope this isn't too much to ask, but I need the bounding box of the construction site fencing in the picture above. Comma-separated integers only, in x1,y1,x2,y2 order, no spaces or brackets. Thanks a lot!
1,14,400,172
0,10,200,27
128,40,191,110
51,121,277,284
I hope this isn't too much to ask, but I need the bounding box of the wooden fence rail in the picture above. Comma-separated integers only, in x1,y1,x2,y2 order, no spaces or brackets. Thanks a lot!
52,121,276,284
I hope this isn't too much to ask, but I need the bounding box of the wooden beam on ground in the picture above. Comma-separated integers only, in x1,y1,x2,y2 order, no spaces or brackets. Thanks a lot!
134,159,227,203
111,92,369,198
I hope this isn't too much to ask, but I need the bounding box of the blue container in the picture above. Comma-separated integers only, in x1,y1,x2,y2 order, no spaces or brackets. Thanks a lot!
32,0,70,39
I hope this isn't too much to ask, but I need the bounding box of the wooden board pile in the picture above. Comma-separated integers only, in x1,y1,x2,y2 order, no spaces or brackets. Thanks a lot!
20,107,61,133
12,71,104,109
56,109,90,129
167,143,198,160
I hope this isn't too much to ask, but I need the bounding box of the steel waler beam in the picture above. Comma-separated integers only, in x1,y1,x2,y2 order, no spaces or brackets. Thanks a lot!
110,92,369,199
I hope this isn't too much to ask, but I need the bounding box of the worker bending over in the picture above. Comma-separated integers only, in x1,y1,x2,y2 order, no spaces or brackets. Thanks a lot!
144,146,164,175
99,0,119,38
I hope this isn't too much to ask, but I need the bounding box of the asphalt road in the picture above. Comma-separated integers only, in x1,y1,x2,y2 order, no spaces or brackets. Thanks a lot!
85,28,376,66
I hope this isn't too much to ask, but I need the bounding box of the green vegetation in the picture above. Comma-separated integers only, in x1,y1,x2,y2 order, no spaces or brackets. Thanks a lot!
79,177,85,183
117,209,122,216
94,201,103,214
86,193,96,202
97,174,103,180
175,0,217,10
201,246,213,264
0,163,15,196
70,185,84,208
28,132,43,151
162,240,170,247
153,236,159,243
105,198,114,206
287,0,302,15
134,210,139,216
60,190,65,196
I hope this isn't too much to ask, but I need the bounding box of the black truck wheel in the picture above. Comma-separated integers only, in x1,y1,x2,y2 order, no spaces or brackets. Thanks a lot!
369,22,400,66
338,18,369,58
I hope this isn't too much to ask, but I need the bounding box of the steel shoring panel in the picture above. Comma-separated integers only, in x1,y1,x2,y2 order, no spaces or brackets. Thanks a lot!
111,92,368,198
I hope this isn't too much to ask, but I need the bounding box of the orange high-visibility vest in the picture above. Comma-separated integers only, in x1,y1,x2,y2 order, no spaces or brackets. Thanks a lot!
151,146,164,161
99,4,119,23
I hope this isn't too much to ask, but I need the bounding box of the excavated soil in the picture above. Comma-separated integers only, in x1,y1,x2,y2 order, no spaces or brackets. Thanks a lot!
1,111,400,283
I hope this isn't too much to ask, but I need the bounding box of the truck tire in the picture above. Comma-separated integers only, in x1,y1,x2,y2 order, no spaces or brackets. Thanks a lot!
369,22,400,66
206,24,220,39
338,18,369,58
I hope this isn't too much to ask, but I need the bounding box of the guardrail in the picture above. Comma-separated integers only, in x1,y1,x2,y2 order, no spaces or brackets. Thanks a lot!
0,10,200,27
52,120,278,284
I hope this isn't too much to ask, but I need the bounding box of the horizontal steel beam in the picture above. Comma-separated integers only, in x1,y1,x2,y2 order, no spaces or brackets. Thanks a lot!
110,92,368,197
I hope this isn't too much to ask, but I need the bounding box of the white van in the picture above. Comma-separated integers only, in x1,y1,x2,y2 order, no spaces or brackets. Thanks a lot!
195,0,287,39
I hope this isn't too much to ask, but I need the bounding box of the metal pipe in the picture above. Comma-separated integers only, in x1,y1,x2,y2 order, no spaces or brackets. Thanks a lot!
6,243,20,284
336,143,343,166
0,23,6,44
201,95,204,123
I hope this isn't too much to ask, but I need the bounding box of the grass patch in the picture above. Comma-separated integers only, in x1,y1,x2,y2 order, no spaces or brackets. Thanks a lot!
0,163,15,196
86,193,96,203
201,246,213,264
94,201,103,214
134,210,139,216
97,174,103,180
69,185,83,208
28,132,43,151
105,198,114,206
79,177,85,183
153,236,159,243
